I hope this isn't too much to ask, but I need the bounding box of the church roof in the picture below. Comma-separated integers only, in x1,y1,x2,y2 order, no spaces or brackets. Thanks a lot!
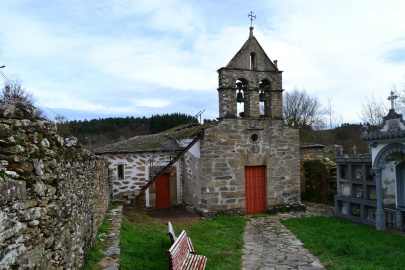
224,27,279,72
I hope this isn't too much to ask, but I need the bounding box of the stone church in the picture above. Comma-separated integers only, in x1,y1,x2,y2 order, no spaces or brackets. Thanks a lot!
96,26,300,216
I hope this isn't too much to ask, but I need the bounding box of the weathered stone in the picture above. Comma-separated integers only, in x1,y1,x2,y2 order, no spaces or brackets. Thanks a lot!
12,200,38,210
0,123,12,137
0,145,25,154
28,220,40,226
0,243,26,269
9,161,33,174
34,181,47,197
64,136,78,148
21,207,46,221
40,138,51,148
0,179,27,203
0,221,26,243
33,159,45,176
0,210,12,233
0,100,38,119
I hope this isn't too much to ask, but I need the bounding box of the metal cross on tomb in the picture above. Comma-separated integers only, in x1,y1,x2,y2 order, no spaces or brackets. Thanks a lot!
248,11,256,26
388,91,398,110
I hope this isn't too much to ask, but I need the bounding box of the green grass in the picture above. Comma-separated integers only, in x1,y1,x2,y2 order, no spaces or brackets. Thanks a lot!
80,217,111,270
120,210,248,270
282,216,405,270
250,213,271,218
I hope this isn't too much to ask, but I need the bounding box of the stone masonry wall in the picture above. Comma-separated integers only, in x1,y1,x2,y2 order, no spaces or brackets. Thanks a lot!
199,118,300,215
217,68,282,119
182,146,202,208
0,100,110,270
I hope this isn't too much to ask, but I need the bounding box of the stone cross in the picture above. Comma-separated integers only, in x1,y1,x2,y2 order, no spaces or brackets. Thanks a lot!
353,145,357,154
387,91,398,110
248,11,256,26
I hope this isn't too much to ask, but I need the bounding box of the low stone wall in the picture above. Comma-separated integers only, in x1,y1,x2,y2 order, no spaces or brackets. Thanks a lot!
0,100,111,269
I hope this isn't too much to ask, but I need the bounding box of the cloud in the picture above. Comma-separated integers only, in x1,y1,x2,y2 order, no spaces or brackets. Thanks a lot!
132,99,170,108
2,0,405,124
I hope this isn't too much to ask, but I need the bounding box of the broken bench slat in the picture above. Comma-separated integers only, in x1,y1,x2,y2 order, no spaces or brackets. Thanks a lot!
167,221,178,244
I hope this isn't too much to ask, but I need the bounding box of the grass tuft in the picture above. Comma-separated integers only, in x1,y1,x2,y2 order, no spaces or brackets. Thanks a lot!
282,216,405,270
80,217,111,270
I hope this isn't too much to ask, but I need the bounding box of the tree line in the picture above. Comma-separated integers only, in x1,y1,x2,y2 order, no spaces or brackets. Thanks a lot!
69,116,150,135
68,113,195,135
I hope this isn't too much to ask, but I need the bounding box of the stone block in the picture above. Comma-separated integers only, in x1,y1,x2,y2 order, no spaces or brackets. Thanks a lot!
229,203,244,209
221,191,245,199
268,185,285,191
0,243,27,269
21,207,46,221
0,179,27,203
267,197,284,205
229,178,244,185
206,197,219,204
0,222,27,243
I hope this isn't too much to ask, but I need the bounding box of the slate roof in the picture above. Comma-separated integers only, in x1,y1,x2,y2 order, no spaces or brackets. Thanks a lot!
94,122,216,154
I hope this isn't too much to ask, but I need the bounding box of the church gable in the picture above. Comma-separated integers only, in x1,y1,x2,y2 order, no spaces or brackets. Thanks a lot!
226,34,278,72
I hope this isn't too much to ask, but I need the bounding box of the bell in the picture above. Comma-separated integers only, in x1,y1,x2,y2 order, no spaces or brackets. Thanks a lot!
236,82,243,90
259,90,267,101
237,90,244,103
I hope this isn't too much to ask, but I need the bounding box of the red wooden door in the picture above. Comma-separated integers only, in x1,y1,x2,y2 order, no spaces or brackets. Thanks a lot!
156,173,170,209
245,166,266,215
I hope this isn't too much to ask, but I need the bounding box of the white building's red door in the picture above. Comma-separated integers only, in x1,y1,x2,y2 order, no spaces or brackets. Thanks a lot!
156,173,170,209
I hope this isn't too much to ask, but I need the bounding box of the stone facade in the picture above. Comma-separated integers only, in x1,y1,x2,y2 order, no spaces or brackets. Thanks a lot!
0,100,111,270
190,118,300,216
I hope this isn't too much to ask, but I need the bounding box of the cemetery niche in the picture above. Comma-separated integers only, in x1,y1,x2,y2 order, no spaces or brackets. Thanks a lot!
335,91,405,231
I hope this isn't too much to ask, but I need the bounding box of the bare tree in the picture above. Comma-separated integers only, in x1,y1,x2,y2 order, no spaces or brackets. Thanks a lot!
325,98,342,130
358,94,388,126
1,77,35,105
1,77,46,118
283,88,324,129
393,82,405,113
55,115,71,135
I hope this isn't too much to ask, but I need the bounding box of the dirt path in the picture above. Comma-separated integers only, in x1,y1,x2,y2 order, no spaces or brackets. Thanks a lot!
124,204,204,224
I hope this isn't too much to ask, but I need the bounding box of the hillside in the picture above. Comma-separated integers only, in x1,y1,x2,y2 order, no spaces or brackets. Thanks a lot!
67,113,196,150
301,123,378,155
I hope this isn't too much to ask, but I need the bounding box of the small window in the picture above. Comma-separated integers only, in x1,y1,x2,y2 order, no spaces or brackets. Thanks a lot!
250,52,257,70
117,164,124,180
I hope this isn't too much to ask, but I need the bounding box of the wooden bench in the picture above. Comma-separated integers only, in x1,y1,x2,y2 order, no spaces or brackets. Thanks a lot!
166,227,207,269
167,221,195,253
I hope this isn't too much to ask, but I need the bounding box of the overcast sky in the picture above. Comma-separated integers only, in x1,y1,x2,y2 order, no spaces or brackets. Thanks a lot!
1,0,405,124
